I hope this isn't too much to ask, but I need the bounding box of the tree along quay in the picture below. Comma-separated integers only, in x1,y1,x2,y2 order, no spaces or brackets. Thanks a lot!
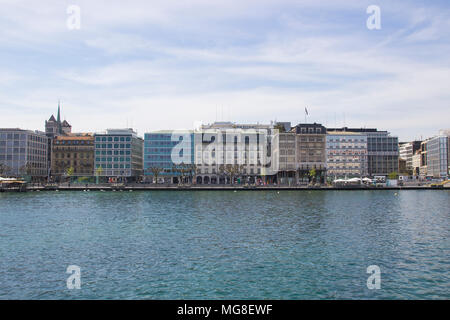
2,184,447,192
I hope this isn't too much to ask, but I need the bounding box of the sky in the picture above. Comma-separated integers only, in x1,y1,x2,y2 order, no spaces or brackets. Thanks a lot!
0,0,449,141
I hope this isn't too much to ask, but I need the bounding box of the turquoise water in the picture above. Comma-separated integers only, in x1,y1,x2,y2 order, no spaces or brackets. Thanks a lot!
0,190,449,299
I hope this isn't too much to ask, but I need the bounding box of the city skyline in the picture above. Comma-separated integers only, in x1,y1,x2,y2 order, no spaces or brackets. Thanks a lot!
2,102,447,142
1,0,450,141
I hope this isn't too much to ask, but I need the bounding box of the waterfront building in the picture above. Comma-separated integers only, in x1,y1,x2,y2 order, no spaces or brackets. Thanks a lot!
194,122,277,184
0,128,48,180
144,130,194,183
426,133,449,179
326,131,368,179
398,158,407,175
51,134,94,180
94,129,143,182
45,103,72,178
277,132,297,184
366,131,399,176
412,151,421,177
399,141,422,174
326,127,398,177
291,123,327,183
420,140,428,178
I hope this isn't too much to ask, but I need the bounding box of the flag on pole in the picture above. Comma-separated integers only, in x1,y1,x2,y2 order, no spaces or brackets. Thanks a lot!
305,107,308,115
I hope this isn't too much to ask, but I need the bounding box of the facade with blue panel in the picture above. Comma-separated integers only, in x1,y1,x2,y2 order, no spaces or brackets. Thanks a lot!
144,131,194,183
94,128,143,182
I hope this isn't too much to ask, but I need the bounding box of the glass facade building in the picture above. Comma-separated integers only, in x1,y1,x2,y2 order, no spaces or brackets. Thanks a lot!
426,135,449,179
144,131,194,183
327,128,398,176
94,129,143,181
367,133,399,176
0,128,48,178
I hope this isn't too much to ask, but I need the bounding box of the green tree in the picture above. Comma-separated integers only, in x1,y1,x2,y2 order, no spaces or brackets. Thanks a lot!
388,171,398,180
187,164,198,184
223,164,244,184
95,166,103,184
95,166,103,176
309,168,317,182
148,166,163,184
274,123,286,133
66,166,74,182
67,166,74,177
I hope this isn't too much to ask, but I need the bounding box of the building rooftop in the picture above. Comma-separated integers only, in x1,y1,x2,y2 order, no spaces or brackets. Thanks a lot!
326,130,365,135
54,135,93,141
95,128,142,139
0,128,47,135
326,127,380,133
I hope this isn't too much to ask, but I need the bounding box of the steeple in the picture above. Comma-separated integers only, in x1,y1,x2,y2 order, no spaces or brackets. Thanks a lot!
57,100,62,134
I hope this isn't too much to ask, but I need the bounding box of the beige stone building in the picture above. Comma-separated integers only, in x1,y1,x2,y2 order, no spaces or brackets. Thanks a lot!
292,123,327,183
51,134,94,179
326,131,368,179
277,132,296,184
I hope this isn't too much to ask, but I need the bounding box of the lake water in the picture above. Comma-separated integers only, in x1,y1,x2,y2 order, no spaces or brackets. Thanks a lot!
0,190,449,299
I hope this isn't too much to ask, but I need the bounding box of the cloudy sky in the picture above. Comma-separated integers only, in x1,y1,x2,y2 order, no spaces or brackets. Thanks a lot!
0,0,449,140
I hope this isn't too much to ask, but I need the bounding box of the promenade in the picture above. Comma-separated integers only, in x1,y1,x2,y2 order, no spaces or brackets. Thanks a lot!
14,182,449,192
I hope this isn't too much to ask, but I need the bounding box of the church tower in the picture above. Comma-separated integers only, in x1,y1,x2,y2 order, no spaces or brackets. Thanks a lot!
45,101,71,137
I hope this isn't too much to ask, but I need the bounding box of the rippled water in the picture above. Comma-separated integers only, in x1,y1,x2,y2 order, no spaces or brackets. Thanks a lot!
0,190,449,299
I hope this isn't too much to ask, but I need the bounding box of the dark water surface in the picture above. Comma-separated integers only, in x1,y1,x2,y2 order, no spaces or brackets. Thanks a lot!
0,190,449,299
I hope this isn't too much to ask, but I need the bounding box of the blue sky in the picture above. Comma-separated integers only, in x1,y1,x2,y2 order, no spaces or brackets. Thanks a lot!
0,0,449,140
